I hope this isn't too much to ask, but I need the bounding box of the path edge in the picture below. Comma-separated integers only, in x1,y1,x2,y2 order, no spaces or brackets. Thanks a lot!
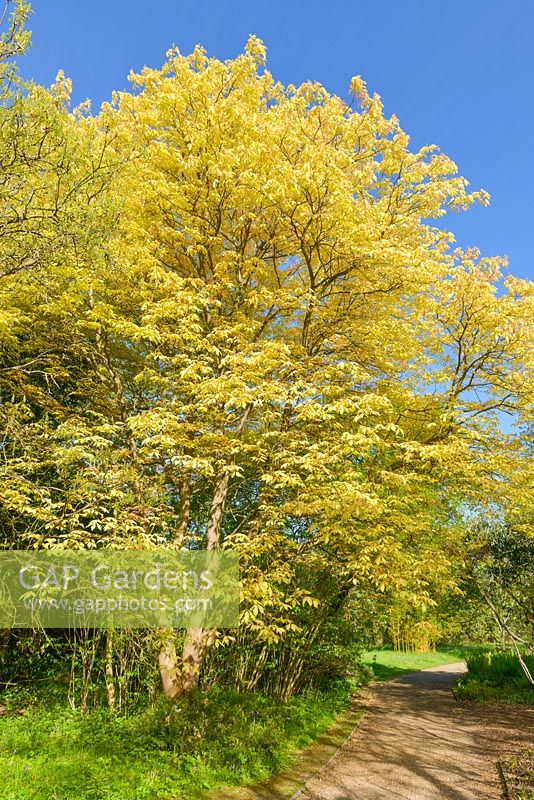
206,689,369,800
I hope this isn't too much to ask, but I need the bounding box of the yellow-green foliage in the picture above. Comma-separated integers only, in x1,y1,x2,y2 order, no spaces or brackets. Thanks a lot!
1,32,533,652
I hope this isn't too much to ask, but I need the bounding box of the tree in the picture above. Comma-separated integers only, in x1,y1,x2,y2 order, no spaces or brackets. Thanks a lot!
468,515,533,675
0,1,30,84
93,38,532,694
1,33,532,700
0,8,124,547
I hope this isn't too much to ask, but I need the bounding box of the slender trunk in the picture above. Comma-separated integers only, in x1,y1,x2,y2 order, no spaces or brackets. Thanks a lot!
206,471,229,549
178,471,229,693
158,406,249,699
158,633,181,699
174,472,191,548
158,470,192,699
104,632,116,711
244,645,268,691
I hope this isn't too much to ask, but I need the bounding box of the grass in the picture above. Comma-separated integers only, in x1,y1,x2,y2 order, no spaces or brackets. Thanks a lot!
0,682,353,800
361,644,489,682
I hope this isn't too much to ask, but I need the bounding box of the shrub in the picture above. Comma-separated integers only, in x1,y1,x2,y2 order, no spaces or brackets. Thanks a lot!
454,651,534,705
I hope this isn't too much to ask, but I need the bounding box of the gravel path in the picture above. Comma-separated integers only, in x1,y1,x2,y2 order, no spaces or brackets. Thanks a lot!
297,662,533,800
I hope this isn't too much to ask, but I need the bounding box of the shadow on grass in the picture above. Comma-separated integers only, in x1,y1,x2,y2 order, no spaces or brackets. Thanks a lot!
361,644,494,683
363,662,409,681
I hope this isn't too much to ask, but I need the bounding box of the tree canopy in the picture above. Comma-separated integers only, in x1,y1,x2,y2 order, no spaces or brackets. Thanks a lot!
1,18,532,695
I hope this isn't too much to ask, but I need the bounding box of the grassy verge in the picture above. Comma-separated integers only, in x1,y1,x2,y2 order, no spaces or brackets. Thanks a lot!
0,682,354,800
361,644,489,682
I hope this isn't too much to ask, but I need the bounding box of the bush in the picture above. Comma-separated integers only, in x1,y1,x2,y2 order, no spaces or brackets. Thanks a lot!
465,651,533,685
455,651,534,705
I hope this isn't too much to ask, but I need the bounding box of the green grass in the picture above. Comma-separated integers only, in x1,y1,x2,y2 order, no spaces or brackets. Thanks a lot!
361,644,490,682
0,683,353,800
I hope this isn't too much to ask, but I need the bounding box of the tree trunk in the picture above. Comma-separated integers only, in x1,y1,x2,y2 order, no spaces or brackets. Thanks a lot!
176,471,229,693
158,633,181,699
157,403,249,700
179,626,210,693
158,468,193,699
157,471,230,698
104,631,116,711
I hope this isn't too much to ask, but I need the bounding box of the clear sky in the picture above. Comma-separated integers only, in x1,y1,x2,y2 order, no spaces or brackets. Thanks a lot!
20,0,534,282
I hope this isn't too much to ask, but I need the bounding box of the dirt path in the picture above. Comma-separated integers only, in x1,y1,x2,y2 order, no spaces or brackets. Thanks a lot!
297,663,533,800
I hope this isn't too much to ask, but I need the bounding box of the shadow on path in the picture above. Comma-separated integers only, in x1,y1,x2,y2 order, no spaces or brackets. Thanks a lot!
297,662,533,800
209,663,533,800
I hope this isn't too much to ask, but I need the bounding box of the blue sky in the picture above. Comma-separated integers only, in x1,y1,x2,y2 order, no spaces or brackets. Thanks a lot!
20,0,533,282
